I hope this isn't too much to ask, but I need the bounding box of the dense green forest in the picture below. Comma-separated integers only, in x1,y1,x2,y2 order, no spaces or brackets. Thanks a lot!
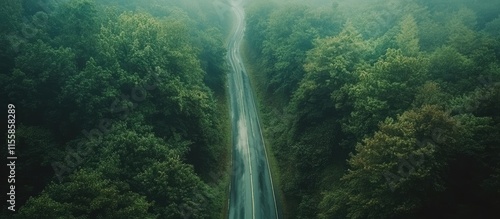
245,0,500,218
2,0,500,218
1,0,230,218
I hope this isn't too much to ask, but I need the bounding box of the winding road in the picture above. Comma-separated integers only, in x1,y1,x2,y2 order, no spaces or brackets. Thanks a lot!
226,0,279,218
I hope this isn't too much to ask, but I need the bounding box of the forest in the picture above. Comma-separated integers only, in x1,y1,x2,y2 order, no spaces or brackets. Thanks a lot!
1,0,500,218
245,0,500,218
1,0,231,218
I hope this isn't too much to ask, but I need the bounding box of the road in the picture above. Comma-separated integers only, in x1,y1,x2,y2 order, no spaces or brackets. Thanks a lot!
226,0,279,219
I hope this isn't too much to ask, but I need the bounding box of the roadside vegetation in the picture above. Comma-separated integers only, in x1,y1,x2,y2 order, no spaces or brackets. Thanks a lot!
245,0,500,218
1,0,230,218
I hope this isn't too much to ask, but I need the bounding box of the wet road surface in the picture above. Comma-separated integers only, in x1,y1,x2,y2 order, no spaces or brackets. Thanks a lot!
226,0,279,218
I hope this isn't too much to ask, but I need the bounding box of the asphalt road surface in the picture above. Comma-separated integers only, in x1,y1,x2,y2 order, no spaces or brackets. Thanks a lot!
226,0,279,218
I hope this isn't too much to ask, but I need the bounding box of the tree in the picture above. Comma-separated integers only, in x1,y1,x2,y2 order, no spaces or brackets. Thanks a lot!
81,119,215,218
1,1,230,218
250,3,341,100
81,118,187,180
49,0,100,68
428,46,475,93
412,82,451,108
446,8,478,55
292,22,367,132
396,15,420,56
275,23,368,218
484,15,500,36
0,0,22,72
61,58,121,129
327,105,462,219
86,11,221,173
246,2,276,53
17,169,155,219
0,0,22,34
135,158,214,218
195,27,227,95
262,5,317,97
5,40,76,134
346,49,429,142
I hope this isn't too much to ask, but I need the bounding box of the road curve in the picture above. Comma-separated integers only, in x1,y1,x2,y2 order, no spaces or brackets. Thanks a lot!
227,0,279,219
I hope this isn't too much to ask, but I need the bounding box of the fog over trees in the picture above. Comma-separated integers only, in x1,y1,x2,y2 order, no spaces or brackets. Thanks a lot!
1,0,499,218
2,0,229,218
245,0,499,218
247,0,500,218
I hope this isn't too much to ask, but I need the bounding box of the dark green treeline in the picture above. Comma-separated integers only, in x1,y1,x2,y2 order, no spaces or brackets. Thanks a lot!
245,0,500,218
1,0,230,218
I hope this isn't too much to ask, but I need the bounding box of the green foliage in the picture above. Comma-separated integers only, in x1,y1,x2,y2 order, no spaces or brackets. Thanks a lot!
262,5,317,96
196,27,227,94
446,8,479,55
77,119,217,218
61,58,120,127
428,46,475,92
484,15,500,36
247,2,342,99
248,1,500,217
347,49,429,142
327,106,463,218
346,0,426,39
293,23,367,133
135,158,213,218
418,17,448,51
0,0,22,34
97,12,198,77
88,119,181,177
9,126,61,208
0,0,22,72
412,82,451,108
5,0,500,218
49,0,100,68
17,170,155,219
246,2,276,53
4,1,229,218
396,15,420,56
6,40,76,131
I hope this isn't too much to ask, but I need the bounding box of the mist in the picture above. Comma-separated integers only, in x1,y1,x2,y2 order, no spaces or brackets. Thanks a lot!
1,0,499,218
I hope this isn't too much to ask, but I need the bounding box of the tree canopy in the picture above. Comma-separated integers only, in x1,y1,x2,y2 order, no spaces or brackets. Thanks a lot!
245,0,500,218
1,0,230,218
